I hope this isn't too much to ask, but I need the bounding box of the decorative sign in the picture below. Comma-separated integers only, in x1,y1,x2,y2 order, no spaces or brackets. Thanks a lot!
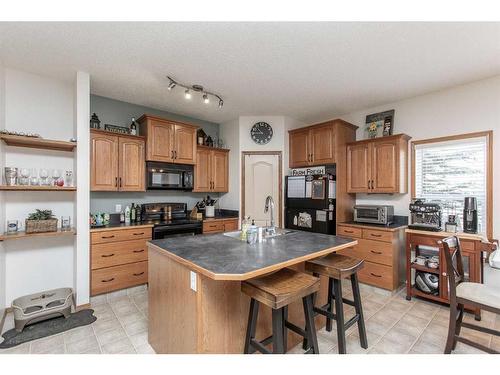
290,166,326,176
365,109,395,138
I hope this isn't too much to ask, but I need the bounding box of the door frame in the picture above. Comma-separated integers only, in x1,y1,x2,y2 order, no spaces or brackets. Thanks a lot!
241,151,283,227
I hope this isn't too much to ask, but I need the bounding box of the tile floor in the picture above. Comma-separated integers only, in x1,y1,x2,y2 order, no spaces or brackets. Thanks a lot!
1,282,499,354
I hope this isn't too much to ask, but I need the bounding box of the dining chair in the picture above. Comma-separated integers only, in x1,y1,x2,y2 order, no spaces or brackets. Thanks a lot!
439,236,500,354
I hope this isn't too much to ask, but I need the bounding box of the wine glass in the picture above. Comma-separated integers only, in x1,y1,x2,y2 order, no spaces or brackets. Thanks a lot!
19,168,30,185
39,168,49,186
30,168,39,186
51,169,61,186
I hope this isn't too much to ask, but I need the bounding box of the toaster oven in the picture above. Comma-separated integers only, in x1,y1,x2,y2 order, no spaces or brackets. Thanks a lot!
354,205,394,225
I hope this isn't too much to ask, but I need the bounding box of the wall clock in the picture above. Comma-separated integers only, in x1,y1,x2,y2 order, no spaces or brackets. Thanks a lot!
250,122,273,145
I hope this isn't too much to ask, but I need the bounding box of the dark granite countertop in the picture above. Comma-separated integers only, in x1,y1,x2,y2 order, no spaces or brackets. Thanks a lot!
148,231,357,280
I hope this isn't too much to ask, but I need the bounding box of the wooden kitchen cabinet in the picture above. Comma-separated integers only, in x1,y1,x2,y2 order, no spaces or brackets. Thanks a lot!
203,218,239,234
346,134,410,194
288,119,356,168
193,146,229,193
138,114,197,164
90,130,146,192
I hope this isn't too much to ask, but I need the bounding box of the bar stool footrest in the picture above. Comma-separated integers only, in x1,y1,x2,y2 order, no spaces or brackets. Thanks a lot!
314,305,336,320
285,320,308,338
344,314,360,331
250,338,272,354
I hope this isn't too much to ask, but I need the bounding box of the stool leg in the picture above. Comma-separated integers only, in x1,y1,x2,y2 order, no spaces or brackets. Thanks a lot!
282,306,288,352
333,279,346,354
351,273,368,349
272,307,285,354
326,277,334,332
244,299,259,354
303,295,319,354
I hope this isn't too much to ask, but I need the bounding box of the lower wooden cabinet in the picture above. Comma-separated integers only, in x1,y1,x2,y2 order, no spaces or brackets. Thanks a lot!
90,226,152,296
337,223,406,291
202,218,239,234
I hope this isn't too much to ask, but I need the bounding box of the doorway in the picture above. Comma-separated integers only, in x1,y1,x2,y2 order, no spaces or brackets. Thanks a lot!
241,151,282,227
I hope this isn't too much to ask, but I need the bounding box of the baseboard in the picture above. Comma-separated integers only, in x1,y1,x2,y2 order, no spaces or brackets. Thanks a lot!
75,303,91,311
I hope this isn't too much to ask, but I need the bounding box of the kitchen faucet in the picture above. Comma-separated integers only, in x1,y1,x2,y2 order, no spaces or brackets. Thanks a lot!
264,195,276,235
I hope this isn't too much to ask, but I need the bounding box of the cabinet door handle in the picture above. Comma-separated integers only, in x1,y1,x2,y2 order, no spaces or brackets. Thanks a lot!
133,232,145,236
101,278,115,283
101,253,115,257
370,250,383,255
370,273,382,278
101,235,115,239
119,177,122,188
133,272,145,276
371,180,374,189
344,230,354,234
370,234,382,238
133,249,145,253
175,150,177,159
171,150,174,159
115,177,118,187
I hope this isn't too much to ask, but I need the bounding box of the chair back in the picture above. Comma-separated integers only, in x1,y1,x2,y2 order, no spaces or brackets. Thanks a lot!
438,236,465,301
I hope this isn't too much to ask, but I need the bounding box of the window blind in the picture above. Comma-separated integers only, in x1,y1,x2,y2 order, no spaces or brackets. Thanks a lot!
414,136,487,233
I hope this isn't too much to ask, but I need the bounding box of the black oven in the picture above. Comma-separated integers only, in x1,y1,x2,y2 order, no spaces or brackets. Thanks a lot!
146,162,193,190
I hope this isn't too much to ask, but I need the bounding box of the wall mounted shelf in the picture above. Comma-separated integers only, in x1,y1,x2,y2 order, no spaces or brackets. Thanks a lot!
0,228,76,241
0,185,76,191
0,134,77,152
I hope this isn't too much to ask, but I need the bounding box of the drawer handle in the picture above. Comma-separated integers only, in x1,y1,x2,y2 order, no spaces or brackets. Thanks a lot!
370,250,383,255
101,235,115,239
133,272,145,276
101,278,115,283
344,230,354,233
370,273,382,278
133,232,145,236
101,253,115,258
133,249,145,253
370,234,382,238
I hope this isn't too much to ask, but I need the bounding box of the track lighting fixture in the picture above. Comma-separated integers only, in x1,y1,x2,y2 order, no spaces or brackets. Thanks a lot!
166,76,223,109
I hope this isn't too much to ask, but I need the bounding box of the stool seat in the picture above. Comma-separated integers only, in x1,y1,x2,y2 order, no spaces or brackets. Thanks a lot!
306,253,364,279
242,268,320,309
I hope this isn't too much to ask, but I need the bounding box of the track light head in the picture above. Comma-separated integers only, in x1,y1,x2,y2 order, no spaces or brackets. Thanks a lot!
184,89,192,99
167,80,176,90
203,94,210,104
218,99,224,109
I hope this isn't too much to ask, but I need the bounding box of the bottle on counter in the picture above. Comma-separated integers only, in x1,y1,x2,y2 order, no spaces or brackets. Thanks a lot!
240,216,251,241
135,204,142,222
130,117,138,136
120,209,125,223
125,205,131,224
131,203,136,222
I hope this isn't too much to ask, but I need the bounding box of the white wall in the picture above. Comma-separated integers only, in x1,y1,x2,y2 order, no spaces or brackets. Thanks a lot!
340,75,500,238
0,68,86,308
218,119,239,211
0,65,6,316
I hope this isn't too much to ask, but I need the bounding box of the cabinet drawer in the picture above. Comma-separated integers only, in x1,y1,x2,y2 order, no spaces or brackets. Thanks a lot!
460,240,475,252
223,219,239,232
358,261,393,290
203,221,225,233
91,261,148,296
91,228,152,244
408,234,440,248
337,226,362,238
362,229,393,243
91,239,149,270
356,239,393,266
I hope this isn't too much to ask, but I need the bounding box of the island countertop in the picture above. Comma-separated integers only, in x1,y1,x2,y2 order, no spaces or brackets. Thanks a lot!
147,231,357,281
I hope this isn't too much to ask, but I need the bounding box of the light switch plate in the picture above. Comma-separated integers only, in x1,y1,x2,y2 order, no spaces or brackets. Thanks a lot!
115,204,122,213
190,271,197,292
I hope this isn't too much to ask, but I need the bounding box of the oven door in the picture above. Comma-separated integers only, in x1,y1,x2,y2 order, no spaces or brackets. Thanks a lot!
153,224,202,240
285,208,335,235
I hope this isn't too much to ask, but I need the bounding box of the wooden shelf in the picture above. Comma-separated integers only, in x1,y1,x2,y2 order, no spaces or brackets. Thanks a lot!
0,228,76,241
0,185,76,191
0,134,77,152
410,286,447,303
410,262,440,274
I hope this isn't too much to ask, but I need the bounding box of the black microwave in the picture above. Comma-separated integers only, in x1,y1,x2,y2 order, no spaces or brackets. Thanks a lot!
146,162,193,190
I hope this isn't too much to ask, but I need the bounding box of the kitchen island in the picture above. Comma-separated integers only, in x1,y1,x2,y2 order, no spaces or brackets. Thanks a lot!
147,231,357,353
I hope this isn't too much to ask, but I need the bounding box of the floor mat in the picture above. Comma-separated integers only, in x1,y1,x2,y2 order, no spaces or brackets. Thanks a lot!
0,309,96,349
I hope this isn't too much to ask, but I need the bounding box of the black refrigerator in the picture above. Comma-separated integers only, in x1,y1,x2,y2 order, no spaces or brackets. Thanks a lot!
285,173,336,235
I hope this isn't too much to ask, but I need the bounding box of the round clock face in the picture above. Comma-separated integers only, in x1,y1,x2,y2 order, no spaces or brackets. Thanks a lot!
250,122,273,145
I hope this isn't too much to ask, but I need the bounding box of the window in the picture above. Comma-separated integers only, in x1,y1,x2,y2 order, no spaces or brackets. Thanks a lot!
412,132,492,237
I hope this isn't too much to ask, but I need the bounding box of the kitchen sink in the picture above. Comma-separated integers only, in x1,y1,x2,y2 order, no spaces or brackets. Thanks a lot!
223,228,294,240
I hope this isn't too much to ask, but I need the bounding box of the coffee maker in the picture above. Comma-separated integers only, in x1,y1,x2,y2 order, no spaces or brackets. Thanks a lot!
463,197,478,234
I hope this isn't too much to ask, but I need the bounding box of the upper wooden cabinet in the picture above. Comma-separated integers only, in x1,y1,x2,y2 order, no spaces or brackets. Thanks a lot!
90,130,146,192
193,146,229,193
346,134,411,194
138,115,197,165
289,120,355,168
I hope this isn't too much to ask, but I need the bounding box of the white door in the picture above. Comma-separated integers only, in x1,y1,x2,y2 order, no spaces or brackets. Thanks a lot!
243,153,281,227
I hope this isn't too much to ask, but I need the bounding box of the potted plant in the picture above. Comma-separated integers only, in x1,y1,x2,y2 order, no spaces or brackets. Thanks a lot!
25,209,58,234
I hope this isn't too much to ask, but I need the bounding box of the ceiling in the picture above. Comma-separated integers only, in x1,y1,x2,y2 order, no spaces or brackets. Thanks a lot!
0,22,499,124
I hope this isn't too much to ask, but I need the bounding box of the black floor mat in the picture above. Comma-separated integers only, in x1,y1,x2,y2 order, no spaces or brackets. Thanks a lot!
0,309,96,349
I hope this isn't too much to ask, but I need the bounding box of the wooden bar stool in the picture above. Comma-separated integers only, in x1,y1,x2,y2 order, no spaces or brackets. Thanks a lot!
304,253,368,354
241,268,321,354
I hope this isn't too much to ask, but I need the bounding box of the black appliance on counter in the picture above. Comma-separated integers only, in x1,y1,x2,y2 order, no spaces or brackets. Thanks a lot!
146,162,193,191
141,202,202,239
463,197,478,234
408,199,442,231
285,172,336,235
